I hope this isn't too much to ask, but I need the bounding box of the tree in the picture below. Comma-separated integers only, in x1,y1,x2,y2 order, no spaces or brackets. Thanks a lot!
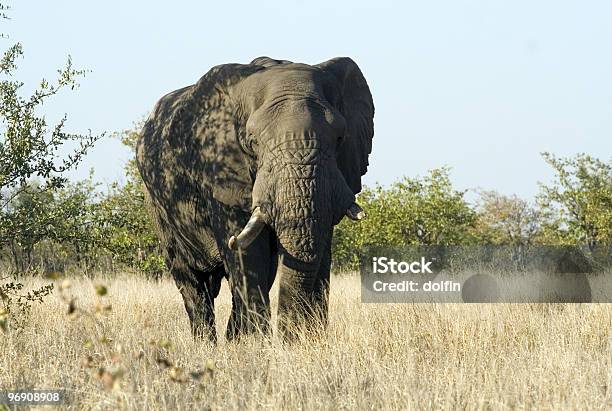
537,153,612,249
51,174,104,269
95,120,164,277
1,174,103,273
3,181,55,271
474,190,541,246
332,167,476,270
0,1,102,266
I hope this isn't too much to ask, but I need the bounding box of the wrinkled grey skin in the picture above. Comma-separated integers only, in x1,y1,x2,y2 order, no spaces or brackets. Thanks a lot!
136,57,374,341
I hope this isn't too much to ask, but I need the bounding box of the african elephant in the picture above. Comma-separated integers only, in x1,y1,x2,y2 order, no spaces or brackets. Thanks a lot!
136,56,374,342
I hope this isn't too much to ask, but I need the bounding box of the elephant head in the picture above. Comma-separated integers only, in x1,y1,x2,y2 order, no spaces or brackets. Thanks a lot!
172,56,373,331
226,57,372,260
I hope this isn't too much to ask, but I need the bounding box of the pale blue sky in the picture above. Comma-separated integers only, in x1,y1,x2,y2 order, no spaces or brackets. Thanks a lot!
6,0,612,200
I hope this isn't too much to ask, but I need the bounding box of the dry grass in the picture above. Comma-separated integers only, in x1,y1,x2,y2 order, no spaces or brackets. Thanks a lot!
1,274,611,410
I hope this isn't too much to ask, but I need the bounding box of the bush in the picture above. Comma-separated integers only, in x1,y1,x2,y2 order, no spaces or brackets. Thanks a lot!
537,153,612,249
332,168,476,270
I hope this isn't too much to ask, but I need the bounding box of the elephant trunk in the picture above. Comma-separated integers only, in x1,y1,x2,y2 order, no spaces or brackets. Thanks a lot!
271,167,335,339
271,159,357,264
274,173,328,264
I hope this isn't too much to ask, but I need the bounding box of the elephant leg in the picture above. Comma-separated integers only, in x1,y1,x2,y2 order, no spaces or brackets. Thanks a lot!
170,258,223,343
211,205,276,341
224,231,276,340
311,242,332,328
277,239,331,341
225,271,270,340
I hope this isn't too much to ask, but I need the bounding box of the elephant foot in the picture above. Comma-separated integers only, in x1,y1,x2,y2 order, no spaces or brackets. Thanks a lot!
277,299,328,343
226,291,272,342
192,320,217,344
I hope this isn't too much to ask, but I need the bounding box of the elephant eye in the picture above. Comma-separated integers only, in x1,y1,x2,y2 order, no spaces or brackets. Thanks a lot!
242,130,252,149
248,137,258,153
337,134,345,145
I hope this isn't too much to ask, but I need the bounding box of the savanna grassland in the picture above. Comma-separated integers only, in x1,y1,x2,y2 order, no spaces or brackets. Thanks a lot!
1,274,610,410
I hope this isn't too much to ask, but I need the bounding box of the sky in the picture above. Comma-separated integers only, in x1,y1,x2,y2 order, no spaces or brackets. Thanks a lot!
5,0,611,200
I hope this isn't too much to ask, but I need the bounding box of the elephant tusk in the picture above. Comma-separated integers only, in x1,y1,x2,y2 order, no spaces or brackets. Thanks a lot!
346,202,366,221
228,207,267,250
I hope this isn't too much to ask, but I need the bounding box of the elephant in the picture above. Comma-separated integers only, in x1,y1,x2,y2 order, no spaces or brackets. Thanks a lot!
136,56,374,342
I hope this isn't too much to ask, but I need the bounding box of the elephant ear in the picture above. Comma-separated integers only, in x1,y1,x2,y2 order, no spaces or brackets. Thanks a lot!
316,57,374,194
187,64,262,210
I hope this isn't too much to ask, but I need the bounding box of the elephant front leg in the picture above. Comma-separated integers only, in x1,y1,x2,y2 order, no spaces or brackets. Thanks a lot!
218,226,276,341
311,243,331,329
226,265,272,341
277,242,331,341
171,261,223,343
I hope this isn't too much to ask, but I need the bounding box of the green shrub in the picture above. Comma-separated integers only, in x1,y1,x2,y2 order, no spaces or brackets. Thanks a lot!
332,168,476,271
